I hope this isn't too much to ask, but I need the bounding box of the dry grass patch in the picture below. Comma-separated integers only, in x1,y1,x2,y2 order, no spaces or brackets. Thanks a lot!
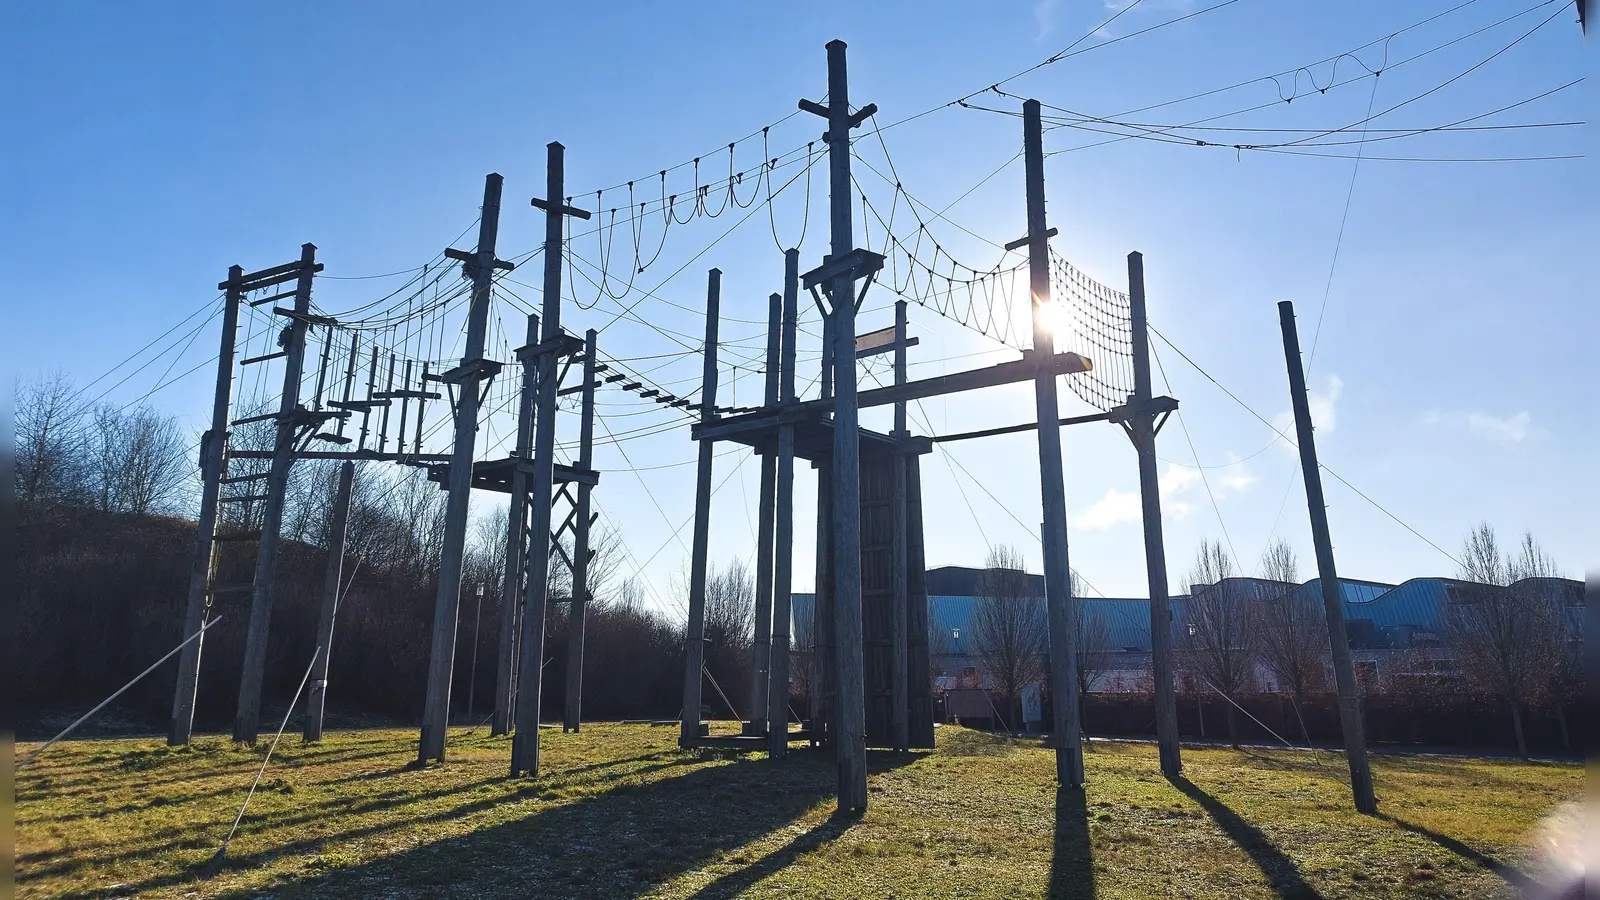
15,724,1577,898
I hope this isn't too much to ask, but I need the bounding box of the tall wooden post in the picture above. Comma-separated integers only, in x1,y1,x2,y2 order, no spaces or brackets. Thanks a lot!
493,312,539,736
1127,252,1182,777
512,145,589,776
747,293,781,735
168,268,243,746
1278,300,1376,813
821,37,870,814
679,269,722,748
813,459,833,748
304,461,354,742
768,249,800,757
563,328,599,733
890,299,910,753
1023,99,1084,786
419,175,507,764
235,242,318,744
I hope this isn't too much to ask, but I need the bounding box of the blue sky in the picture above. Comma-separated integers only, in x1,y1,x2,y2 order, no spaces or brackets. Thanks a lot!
5,1,1592,615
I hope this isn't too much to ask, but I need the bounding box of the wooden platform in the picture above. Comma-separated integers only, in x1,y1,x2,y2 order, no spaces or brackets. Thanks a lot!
696,730,818,751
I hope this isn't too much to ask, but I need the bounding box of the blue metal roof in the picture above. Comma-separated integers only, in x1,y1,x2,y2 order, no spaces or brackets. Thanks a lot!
789,574,1582,656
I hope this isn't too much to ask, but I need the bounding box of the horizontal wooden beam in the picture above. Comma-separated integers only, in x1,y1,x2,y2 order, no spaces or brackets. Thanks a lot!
932,410,1114,444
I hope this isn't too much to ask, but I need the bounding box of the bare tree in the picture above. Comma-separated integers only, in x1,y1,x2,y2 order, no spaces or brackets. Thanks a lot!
1443,525,1566,757
1180,540,1259,748
791,592,818,714
1255,539,1327,745
15,372,88,505
690,559,753,720
1073,571,1112,730
113,405,190,514
971,544,1047,730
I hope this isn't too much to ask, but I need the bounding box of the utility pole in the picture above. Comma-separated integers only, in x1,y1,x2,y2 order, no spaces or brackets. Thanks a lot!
747,293,781,736
304,461,355,742
890,299,910,753
680,269,721,748
1126,252,1182,777
799,39,880,813
493,312,539,736
768,248,800,758
1022,99,1084,787
563,328,599,733
512,145,590,776
1278,300,1376,814
168,266,243,746
235,243,319,744
419,174,513,765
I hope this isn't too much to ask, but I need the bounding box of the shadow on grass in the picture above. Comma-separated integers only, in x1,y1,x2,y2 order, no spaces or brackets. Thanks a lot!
1378,813,1543,895
174,748,914,899
1167,775,1324,900
1047,787,1095,899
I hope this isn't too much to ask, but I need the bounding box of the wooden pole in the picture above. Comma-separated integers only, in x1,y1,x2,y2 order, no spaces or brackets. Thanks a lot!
512,146,585,776
493,313,539,736
304,461,354,742
1127,252,1182,778
168,267,243,746
768,248,800,757
821,37,869,815
466,582,485,722
1278,300,1377,813
747,293,781,735
563,328,599,733
1023,99,1084,786
891,299,910,753
419,174,505,765
234,243,318,744
679,269,721,749
813,459,833,748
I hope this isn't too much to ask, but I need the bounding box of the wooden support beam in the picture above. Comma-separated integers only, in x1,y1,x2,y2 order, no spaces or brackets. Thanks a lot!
304,461,354,742
234,243,319,745
563,329,599,734
769,248,800,759
747,291,781,737
691,351,1091,444
1023,98,1084,787
419,174,508,766
512,145,591,777
1125,252,1183,779
169,262,245,747
493,314,539,737
679,269,720,750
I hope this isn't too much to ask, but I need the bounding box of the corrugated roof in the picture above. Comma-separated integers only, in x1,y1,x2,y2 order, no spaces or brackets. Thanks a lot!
788,574,1583,657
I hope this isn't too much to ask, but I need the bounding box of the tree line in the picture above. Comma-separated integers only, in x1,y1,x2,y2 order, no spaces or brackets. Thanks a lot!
14,373,755,734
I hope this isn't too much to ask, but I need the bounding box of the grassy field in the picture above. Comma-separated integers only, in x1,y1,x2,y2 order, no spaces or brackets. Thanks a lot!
13,723,1580,899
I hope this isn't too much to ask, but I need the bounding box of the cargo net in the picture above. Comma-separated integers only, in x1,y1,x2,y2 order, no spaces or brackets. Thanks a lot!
1050,252,1135,412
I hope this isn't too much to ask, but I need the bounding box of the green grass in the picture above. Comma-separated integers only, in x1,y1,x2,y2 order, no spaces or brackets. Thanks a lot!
14,723,1580,898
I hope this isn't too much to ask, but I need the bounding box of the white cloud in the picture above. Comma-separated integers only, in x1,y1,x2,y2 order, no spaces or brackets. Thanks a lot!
1220,471,1256,493
1466,410,1532,445
1273,373,1341,445
1309,375,1342,432
1035,0,1060,38
1422,409,1536,446
1159,463,1198,498
1072,488,1141,532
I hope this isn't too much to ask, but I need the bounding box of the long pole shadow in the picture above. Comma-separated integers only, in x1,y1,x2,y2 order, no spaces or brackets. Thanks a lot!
1167,775,1323,900
1047,787,1096,899
1377,813,1543,895
687,811,857,898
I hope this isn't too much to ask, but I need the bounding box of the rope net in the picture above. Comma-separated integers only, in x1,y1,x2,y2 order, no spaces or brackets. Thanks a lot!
1050,252,1135,412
